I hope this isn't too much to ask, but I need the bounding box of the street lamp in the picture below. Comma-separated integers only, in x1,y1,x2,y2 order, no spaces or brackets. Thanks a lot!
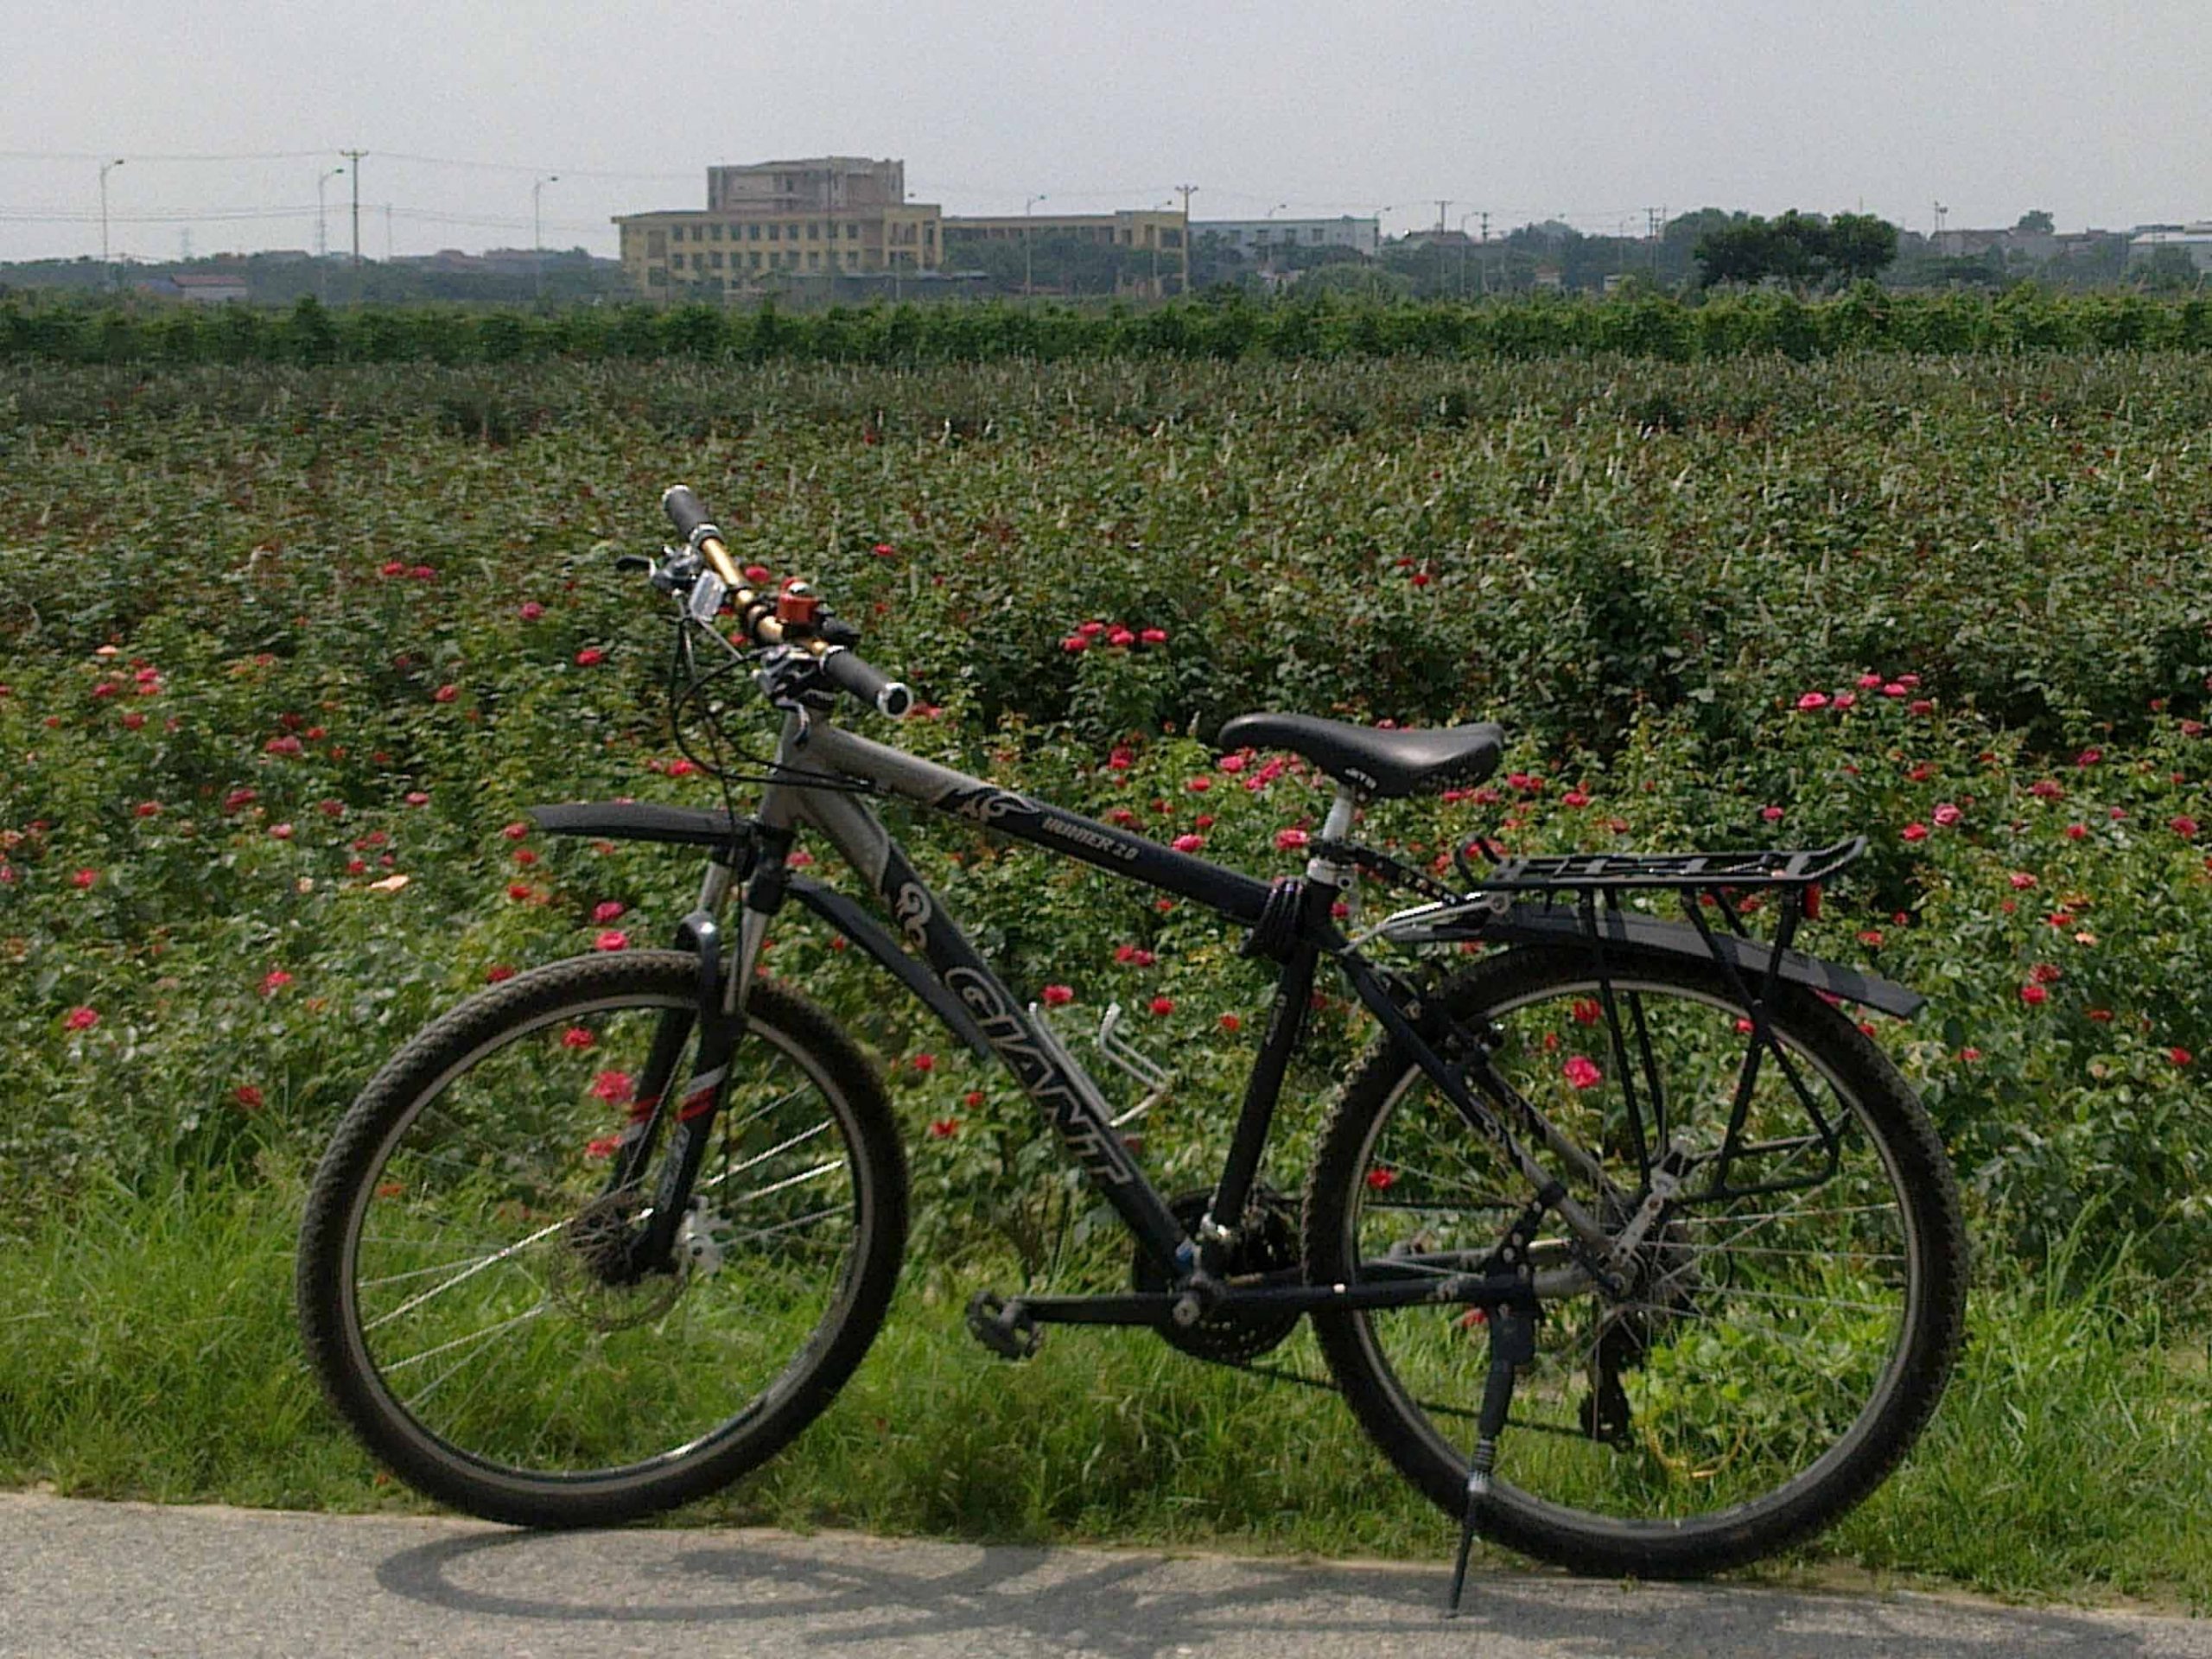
1458,210,1486,296
99,158,125,283
1024,193,1047,296
533,175,561,301
315,166,346,261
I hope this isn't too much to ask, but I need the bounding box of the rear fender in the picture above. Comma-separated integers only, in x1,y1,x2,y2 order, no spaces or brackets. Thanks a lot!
1476,903,1924,1020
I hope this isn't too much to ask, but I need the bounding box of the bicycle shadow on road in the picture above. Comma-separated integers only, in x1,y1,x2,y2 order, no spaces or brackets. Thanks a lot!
373,1526,2191,1658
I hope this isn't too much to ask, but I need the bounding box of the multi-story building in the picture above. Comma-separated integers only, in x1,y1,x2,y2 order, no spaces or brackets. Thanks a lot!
1193,217,1381,259
614,157,942,297
938,209,1185,296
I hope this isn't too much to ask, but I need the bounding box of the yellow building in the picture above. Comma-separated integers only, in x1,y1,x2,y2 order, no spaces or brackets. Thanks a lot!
615,157,942,298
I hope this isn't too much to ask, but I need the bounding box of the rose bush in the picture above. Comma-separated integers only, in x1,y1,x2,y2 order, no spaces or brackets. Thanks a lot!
1,353,2205,1282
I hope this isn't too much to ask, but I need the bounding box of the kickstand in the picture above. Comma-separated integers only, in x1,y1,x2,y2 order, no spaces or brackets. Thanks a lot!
1445,1301,1536,1619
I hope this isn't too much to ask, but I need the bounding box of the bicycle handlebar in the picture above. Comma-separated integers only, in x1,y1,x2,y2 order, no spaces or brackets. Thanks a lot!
819,645,913,719
658,483,910,718
661,483,747,594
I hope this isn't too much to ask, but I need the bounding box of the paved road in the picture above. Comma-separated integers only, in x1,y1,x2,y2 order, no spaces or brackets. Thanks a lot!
2,1492,2205,1658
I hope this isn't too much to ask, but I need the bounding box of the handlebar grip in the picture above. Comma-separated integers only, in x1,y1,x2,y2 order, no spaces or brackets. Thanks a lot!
819,647,912,719
661,485,717,544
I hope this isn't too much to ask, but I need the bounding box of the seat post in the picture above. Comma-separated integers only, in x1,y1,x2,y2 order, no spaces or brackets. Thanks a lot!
1305,786,1363,890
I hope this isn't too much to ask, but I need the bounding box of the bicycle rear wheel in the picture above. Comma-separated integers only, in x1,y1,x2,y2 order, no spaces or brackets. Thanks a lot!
1304,946,1965,1578
297,953,906,1526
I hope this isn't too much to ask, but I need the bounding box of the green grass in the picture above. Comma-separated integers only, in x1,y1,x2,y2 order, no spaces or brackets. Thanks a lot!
2,1176,2205,1609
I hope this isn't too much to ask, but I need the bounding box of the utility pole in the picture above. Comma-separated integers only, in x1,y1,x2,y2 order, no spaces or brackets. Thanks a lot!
342,150,367,266
384,203,393,262
1175,183,1198,295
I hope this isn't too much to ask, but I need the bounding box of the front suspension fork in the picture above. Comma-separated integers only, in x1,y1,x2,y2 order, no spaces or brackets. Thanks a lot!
601,845,766,1278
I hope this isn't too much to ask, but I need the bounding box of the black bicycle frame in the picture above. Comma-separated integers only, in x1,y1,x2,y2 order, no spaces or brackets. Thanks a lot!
583,705,1614,1311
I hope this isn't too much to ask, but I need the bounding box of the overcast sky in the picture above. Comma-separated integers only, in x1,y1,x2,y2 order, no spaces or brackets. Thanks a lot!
5,0,2207,264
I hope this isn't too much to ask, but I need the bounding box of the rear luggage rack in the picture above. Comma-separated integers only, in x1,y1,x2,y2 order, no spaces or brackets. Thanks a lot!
1462,836,1865,893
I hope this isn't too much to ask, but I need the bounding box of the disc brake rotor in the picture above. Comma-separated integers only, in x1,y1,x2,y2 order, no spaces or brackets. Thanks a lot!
544,1189,686,1332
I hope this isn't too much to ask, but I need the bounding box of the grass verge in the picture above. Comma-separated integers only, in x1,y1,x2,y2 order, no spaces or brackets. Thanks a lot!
1,1177,2205,1609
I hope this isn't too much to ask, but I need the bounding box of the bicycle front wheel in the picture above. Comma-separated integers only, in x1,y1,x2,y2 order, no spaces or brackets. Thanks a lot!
297,953,906,1526
1304,946,1965,1578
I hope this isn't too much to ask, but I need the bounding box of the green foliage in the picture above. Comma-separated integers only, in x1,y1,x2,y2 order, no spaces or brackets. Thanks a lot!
11,285,2212,369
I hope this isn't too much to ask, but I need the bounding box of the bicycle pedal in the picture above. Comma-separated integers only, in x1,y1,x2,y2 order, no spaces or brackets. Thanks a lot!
964,1290,1043,1361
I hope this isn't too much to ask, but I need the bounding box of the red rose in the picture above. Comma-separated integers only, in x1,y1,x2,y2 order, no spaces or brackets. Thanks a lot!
594,930,629,952
1901,823,1929,842
2018,983,2048,1005
1149,996,1175,1016
575,647,605,667
64,1006,99,1031
593,900,626,924
1041,984,1074,1007
1218,1013,1242,1033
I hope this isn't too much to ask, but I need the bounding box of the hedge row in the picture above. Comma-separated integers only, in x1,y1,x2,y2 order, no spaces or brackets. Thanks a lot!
5,284,2212,367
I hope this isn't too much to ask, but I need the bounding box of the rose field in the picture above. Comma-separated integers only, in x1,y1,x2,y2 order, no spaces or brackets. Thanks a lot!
1,346,2209,1604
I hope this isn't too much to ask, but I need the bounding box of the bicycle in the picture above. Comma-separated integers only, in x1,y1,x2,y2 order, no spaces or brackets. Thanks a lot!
296,485,1967,1605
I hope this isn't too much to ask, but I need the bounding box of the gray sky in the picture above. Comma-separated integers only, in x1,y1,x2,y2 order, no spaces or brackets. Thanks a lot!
4,0,2207,264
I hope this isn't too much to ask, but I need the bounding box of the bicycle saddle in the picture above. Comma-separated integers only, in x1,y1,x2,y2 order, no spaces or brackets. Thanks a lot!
1217,713,1505,799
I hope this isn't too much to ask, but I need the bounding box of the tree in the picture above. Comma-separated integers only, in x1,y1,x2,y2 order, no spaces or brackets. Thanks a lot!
1824,213,1900,283
1693,210,1897,289
2015,209,2055,234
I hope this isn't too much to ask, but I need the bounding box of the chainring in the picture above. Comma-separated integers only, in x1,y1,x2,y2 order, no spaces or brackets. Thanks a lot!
1132,1188,1304,1365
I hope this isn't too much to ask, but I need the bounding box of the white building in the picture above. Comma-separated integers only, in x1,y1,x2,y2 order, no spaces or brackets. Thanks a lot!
2127,224,2212,273
1193,217,1380,259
